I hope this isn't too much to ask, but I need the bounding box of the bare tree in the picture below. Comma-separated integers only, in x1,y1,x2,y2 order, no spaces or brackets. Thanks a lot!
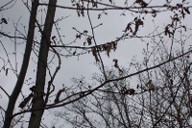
3,0,39,127
28,0,57,127
58,35,191,127
0,0,191,127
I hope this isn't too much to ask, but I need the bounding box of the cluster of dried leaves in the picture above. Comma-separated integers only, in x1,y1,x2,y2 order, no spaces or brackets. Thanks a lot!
92,41,117,62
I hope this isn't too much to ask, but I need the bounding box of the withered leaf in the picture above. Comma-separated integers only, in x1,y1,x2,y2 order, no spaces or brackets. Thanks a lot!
98,14,101,19
92,48,99,62
184,7,190,14
5,68,8,76
113,59,118,68
112,41,117,51
19,93,33,109
73,51,76,55
124,23,132,32
76,34,81,39
54,88,65,103
1,18,8,24
164,25,173,37
87,37,92,45
30,86,36,92
79,92,84,97
113,59,123,73
124,88,135,95
83,30,88,33
135,0,148,8
106,44,111,57
52,36,56,40
133,18,143,35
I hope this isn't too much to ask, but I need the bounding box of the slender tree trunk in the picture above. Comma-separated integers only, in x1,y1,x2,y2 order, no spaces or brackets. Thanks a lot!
3,1,39,128
28,0,57,127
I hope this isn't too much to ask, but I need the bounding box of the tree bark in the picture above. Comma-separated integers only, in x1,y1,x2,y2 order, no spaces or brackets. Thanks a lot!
28,0,57,127
3,1,39,128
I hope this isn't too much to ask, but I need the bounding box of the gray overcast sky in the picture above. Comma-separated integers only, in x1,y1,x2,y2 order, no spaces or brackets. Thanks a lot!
0,0,192,127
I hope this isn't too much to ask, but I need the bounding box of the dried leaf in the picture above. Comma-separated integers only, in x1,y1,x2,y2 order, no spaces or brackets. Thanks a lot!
184,7,190,14
164,25,173,37
54,88,65,103
83,30,88,33
73,51,76,55
112,41,117,51
124,88,135,95
98,14,101,19
52,36,56,40
87,37,92,45
133,18,143,35
29,86,36,92
5,68,8,76
1,18,8,24
135,0,148,8
92,48,99,62
113,59,123,73
152,10,157,17
106,44,111,57
91,0,97,7
19,94,33,109
113,59,118,68
124,23,132,32
76,34,81,39
79,92,84,97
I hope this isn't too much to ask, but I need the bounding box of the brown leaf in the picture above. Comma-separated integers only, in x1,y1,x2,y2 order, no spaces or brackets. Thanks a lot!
133,18,143,35
79,92,85,97
5,68,8,76
87,37,92,45
124,23,132,32
1,18,8,24
124,88,135,95
19,94,33,109
184,7,190,14
83,30,88,33
98,14,101,19
54,88,65,103
73,51,76,55
52,36,56,40
113,59,123,73
113,59,118,68
92,48,99,62
135,0,148,8
106,44,111,57
76,34,81,39
29,86,36,92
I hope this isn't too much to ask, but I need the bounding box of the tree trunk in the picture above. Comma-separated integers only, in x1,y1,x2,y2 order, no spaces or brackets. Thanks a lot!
3,1,39,128
28,0,57,127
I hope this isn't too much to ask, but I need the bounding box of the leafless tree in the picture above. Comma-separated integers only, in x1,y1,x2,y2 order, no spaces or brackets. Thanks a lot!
0,0,191,127
55,34,192,127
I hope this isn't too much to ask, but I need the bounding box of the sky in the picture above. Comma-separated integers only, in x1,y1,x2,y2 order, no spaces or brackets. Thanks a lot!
0,0,192,127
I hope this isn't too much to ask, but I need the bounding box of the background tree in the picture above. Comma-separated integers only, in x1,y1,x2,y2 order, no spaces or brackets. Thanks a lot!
57,34,191,127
